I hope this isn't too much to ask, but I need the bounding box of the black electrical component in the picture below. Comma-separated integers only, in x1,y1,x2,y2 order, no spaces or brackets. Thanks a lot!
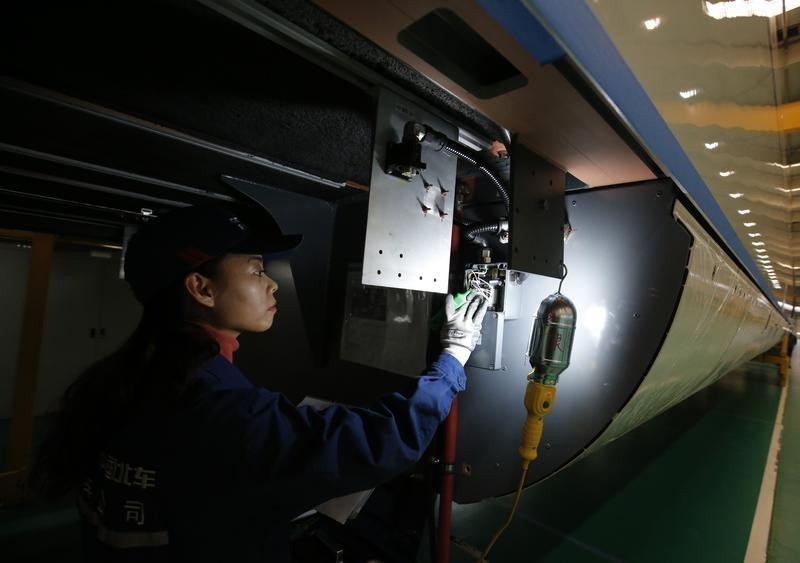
385,122,427,180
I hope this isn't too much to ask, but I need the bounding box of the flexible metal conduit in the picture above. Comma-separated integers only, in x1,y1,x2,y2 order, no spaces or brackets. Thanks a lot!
419,125,510,213
463,221,504,247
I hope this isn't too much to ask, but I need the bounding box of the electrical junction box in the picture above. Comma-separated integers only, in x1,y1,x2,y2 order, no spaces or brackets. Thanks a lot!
465,262,525,371
362,88,458,293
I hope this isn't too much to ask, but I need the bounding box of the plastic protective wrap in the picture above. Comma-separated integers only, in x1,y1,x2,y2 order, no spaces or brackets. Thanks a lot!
582,202,785,454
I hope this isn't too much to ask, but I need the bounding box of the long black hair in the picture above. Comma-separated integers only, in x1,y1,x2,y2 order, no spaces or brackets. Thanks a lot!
31,258,223,498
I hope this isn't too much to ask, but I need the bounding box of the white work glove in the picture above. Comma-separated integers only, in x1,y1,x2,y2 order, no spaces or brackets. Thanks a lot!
440,293,489,366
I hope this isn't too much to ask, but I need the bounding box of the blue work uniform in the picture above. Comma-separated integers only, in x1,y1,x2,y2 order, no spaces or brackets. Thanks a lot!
77,352,465,562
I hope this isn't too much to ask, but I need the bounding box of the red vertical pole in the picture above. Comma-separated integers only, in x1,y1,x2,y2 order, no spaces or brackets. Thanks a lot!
436,397,459,563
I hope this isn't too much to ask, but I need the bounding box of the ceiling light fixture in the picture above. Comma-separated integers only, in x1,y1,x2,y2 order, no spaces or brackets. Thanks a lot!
748,233,762,237
705,141,720,150
737,209,751,214
679,89,700,99
719,170,736,177
775,187,800,193
743,222,757,227
755,248,767,253
729,192,744,198
643,17,662,30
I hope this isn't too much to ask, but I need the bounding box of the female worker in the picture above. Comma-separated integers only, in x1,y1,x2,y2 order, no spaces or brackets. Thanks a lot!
32,205,487,562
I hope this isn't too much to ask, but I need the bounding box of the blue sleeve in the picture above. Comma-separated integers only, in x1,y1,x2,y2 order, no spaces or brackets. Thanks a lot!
195,353,465,512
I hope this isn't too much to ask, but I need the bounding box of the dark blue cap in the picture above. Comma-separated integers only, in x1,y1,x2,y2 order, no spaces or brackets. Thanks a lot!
124,205,301,304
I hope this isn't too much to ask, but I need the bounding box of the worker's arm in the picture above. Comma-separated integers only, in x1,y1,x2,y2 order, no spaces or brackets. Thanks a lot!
190,294,487,516
258,352,462,490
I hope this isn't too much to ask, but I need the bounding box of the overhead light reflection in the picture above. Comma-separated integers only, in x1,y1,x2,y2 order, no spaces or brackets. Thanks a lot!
776,187,800,193
748,233,762,237
719,170,736,177
766,161,800,169
705,141,720,150
776,261,800,270
584,304,608,343
755,248,768,253
744,222,757,227
737,209,751,214
729,192,744,198
679,89,700,99
752,241,765,246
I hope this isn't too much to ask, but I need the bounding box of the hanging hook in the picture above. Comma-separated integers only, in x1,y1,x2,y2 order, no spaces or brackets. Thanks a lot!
558,263,568,293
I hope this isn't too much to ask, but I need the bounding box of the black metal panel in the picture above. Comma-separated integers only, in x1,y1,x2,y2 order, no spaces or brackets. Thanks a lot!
509,142,566,278
454,179,691,503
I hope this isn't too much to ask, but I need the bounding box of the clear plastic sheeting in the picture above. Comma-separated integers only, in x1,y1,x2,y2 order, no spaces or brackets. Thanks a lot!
583,202,785,455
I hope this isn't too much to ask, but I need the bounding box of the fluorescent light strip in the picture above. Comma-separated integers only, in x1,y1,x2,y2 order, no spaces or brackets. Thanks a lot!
704,0,800,19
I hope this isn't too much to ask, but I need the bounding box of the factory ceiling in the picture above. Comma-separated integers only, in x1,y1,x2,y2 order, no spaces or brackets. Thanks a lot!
587,0,800,304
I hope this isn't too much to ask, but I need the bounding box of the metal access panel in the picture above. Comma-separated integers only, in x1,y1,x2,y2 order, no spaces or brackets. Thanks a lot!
362,89,458,293
509,141,566,278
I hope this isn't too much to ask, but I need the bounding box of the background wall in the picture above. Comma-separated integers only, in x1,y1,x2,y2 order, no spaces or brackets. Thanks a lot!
0,243,141,419
0,241,32,418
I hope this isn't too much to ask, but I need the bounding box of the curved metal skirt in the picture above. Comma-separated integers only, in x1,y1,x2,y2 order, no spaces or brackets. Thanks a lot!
454,180,784,503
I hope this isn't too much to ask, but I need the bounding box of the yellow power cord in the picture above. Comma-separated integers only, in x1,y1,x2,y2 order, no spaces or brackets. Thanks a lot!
477,379,556,562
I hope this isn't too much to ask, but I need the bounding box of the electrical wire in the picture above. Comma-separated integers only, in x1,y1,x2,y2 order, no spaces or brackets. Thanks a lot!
467,270,494,301
476,464,529,562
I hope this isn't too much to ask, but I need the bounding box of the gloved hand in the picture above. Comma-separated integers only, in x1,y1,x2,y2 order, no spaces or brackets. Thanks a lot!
440,292,489,366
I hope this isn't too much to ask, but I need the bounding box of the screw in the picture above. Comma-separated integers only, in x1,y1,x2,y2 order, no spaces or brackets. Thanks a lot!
436,206,448,220
418,199,431,214
499,231,509,244
438,177,449,196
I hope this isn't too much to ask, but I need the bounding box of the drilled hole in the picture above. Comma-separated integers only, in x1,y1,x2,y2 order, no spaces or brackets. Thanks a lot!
377,270,381,275
419,276,423,280
379,249,383,254
398,273,402,278
400,253,404,258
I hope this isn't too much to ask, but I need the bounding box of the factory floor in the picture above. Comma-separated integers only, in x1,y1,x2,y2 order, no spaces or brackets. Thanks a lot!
1,352,798,563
